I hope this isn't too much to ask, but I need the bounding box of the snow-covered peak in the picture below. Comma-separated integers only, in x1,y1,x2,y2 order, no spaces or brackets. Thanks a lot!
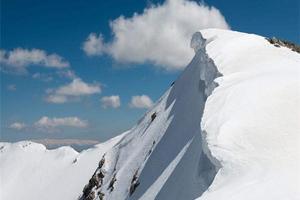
1,29,299,200
190,32,207,53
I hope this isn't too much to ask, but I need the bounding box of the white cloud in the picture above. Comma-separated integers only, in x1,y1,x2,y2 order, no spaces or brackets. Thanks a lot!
46,78,101,103
45,94,68,103
0,48,69,74
83,33,106,56
34,116,88,129
129,95,153,109
9,122,27,130
7,84,16,91
101,95,121,108
83,0,229,70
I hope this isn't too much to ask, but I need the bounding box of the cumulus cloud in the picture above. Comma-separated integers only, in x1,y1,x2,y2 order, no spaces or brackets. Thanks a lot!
9,122,27,130
129,95,153,109
101,95,121,108
83,33,106,56
0,48,69,74
45,78,101,103
34,116,88,129
83,0,229,70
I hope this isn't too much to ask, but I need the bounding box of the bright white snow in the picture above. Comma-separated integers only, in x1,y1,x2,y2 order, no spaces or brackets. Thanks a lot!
1,29,299,200
198,29,300,200
0,133,125,200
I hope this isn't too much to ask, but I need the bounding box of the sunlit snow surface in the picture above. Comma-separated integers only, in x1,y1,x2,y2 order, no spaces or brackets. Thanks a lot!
198,29,300,200
1,29,299,200
0,133,126,200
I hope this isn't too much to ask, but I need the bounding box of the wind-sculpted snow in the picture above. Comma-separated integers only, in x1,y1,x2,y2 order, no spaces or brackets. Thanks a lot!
1,29,299,200
197,29,300,200
79,31,221,200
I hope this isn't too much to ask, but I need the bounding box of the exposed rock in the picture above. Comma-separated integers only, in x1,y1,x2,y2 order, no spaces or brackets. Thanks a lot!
98,155,105,168
82,174,100,198
129,170,140,196
108,174,117,192
98,191,105,200
97,170,105,179
151,112,157,122
85,191,95,200
266,37,300,53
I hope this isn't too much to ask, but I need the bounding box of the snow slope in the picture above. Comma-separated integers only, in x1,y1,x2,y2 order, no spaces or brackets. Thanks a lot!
78,29,300,200
78,30,221,200
0,133,125,200
197,29,300,200
1,29,299,200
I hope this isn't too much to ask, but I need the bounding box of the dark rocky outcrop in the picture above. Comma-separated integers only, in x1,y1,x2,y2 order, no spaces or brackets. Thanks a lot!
108,174,117,192
129,170,140,196
266,37,300,53
98,191,105,200
80,155,106,200
151,112,156,122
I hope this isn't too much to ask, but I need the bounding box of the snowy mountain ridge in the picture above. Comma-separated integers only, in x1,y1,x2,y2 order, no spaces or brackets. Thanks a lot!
1,29,299,200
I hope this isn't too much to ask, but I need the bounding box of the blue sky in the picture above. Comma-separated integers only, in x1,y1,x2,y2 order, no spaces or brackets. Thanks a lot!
1,0,299,144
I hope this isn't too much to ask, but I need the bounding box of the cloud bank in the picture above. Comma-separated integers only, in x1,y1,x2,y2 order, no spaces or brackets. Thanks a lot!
9,122,27,130
34,116,88,129
83,0,229,70
129,95,153,109
101,95,121,108
0,48,69,74
46,78,101,103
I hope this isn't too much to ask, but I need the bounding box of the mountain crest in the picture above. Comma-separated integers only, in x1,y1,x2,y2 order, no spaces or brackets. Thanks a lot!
79,31,221,200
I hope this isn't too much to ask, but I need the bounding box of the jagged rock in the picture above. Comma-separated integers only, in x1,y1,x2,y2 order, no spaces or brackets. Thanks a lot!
147,141,156,156
266,37,300,53
129,170,140,196
151,112,156,122
85,191,95,200
108,174,117,192
72,158,78,164
82,174,100,197
90,174,100,187
98,155,105,168
82,184,92,197
98,191,105,200
97,170,105,179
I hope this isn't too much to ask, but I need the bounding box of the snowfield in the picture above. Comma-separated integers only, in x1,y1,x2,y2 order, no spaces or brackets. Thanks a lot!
198,29,300,200
0,133,126,200
1,29,299,200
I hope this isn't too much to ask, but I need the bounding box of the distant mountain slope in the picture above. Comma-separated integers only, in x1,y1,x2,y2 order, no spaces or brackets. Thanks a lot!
1,29,299,200
0,133,125,200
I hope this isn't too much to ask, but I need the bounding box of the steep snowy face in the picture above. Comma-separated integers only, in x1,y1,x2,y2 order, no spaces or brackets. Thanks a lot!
197,29,300,200
79,32,221,200
2,29,299,200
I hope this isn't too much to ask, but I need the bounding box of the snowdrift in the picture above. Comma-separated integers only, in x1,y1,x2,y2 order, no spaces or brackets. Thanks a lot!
1,29,299,200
